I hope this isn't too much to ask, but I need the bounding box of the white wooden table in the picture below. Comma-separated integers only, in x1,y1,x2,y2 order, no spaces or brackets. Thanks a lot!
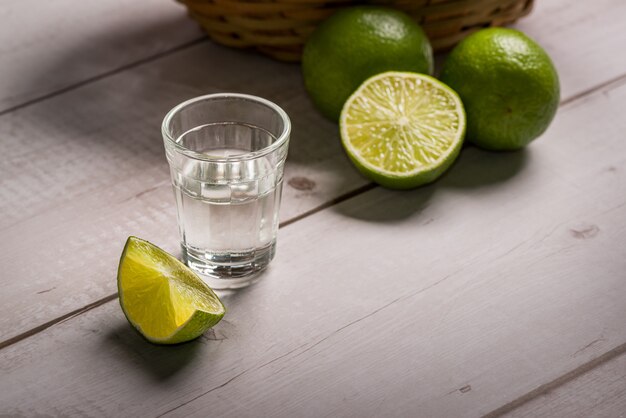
1,1,625,416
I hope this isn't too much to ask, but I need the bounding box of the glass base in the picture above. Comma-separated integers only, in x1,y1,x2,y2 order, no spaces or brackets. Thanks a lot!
182,241,275,290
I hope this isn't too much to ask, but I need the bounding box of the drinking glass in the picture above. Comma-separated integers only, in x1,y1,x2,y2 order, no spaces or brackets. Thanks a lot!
161,93,291,289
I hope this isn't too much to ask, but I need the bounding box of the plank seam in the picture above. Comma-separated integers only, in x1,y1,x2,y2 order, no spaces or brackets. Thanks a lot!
1,37,624,120
483,339,626,417
0,293,118,350
560,71,626,107
280,182,377,228
0,183,376,350
0,37,208,117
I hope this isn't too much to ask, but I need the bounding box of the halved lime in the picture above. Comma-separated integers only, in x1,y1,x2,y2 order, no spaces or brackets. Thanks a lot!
340,71,466,189
117,237,225,344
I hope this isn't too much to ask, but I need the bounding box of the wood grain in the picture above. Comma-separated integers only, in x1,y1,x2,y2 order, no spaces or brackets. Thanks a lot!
1,0,626,347
0,0,202,112
1,71,625,417
0,40,366,342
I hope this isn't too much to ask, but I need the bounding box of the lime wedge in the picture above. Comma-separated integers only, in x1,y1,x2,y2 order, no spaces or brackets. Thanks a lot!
117,237,225,344
340,71,466,189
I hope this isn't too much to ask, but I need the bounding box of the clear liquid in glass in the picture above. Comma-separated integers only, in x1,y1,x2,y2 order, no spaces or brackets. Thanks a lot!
171,123,283,286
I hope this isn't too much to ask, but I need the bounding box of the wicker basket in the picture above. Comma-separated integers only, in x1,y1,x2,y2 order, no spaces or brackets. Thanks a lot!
178,0,534,62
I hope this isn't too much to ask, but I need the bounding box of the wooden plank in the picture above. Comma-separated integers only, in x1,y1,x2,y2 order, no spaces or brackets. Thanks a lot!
0,0,202,112
501,344,626,418
1,71,625,417
1,0,626,344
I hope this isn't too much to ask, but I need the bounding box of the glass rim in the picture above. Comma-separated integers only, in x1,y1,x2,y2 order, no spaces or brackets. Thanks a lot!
161,93,291,162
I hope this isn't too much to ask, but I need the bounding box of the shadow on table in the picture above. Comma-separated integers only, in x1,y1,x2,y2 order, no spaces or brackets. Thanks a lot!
443,145,530,189
332,145,531,223
215,270,267,304
104,322,204,382
101,282,255,381
332,183,436,223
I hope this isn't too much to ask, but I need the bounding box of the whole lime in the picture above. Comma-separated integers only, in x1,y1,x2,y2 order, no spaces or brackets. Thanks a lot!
440,28,560,151
302,6,433,121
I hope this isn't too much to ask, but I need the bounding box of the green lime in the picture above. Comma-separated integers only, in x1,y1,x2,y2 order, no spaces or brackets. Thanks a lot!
302,6,433,121
340,71,465,189
440,28,560,151
117,237,225,344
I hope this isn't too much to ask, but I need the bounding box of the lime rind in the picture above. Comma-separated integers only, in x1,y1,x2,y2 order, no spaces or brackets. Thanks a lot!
302,7,434,121
117,236,225,345
340,71,466,189
439,28,559,150
139,310,222,345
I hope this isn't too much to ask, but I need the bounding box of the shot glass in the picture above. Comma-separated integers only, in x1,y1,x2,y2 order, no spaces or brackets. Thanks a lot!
161,93,291,289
